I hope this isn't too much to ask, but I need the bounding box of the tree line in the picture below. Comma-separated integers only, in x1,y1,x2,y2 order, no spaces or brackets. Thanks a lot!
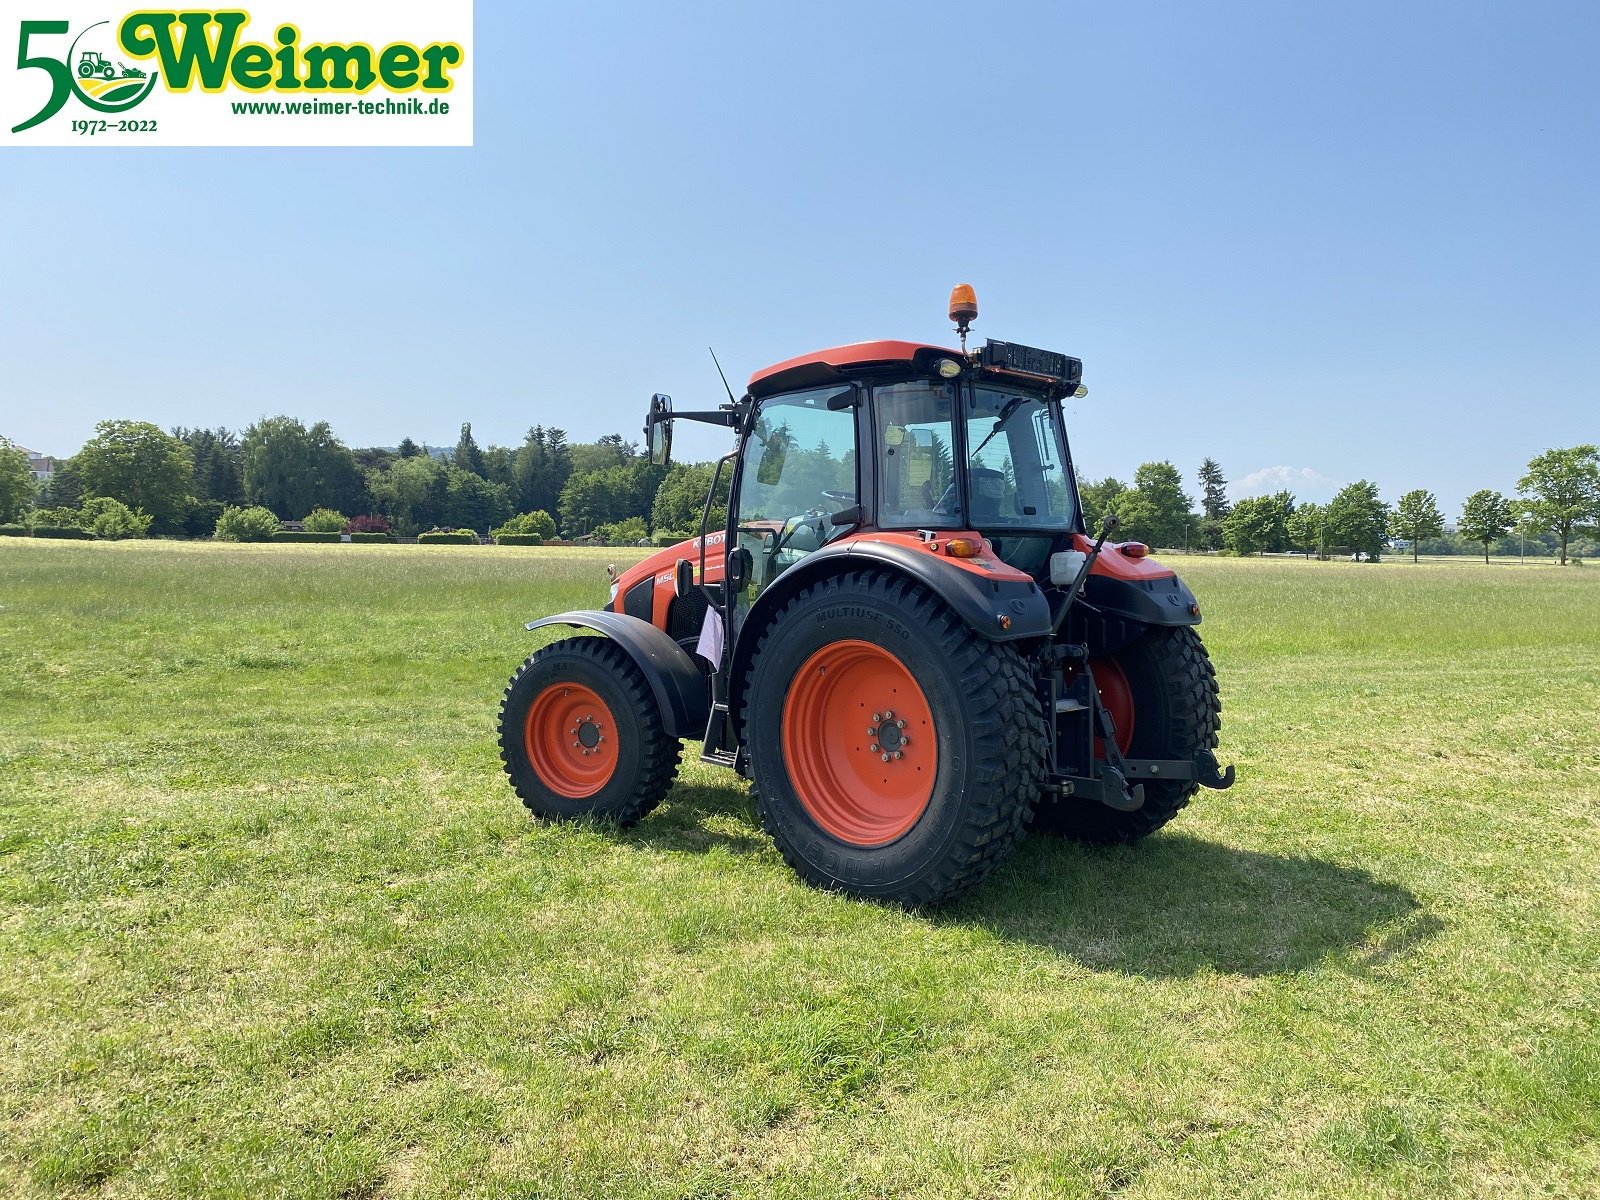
1081,448,1600,565
3,422,1597,562
1,419,728,543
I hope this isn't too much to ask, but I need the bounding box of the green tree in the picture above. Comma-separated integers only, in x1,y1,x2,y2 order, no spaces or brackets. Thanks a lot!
1078,476,1128,536
1116,461,1194,548
1459,490,1514,564
568,434,637,478
75,420,193,532
493,510,558,540
595,516,649,545
1197,457,1231,519
480,444,514,489
1222,492,1292,555
1326,480,1389,561
81,496,152,540
442,467,511,532
302,508,349,533
559,461,661,536
213,505,281,542
242,417,364,519
1389,489,1446,563
453,422,485,477
651,462,730,535
1518,445,1600,566
0,437,34,523
174,426,245,506
37,458,83,510
366,455,446,536
396,437,423,459
1285,501,1325,558
511,426,572,517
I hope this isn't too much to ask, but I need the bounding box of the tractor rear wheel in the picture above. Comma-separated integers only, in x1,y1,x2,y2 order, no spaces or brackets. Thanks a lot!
743,571,1045,907
498,636,679,826
1033,624,1221,843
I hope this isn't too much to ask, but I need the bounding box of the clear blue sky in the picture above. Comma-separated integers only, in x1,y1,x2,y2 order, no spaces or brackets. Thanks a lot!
3,0,1596,517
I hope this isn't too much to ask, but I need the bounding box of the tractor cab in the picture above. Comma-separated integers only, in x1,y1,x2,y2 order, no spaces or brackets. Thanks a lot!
727,335,1085,593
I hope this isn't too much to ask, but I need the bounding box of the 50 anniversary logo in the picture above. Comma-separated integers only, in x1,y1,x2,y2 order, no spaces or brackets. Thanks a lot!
4,4,473,146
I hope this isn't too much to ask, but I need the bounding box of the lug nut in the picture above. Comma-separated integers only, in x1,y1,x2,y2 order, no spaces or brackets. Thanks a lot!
901,736,910,746
572,740,580,748
881,753,890,763
896,719,906,729
894,751,903,760
872,713,882,723
870,743,880,753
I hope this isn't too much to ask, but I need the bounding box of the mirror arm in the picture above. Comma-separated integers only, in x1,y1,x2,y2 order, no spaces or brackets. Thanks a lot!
669,410,740,428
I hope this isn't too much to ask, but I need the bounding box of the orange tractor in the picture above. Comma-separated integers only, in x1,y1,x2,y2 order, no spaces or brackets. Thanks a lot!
498,287,1234,905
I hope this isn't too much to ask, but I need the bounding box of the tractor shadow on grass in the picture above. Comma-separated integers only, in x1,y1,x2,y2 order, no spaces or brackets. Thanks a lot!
947,833,1441,979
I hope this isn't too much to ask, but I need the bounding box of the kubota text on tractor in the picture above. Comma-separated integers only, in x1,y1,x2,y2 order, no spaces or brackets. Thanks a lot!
497,287,1235,906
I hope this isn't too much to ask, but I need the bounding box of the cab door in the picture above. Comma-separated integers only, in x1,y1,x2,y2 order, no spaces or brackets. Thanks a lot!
727,384,859,626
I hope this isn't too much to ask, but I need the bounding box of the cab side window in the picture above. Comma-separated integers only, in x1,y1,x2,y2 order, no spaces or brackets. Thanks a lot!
874,381,961,528
734,386,856,598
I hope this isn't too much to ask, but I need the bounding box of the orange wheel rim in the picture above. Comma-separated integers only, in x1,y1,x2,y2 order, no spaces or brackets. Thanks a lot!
781,639,937,846
1091,655,1135,757
524,683,618,799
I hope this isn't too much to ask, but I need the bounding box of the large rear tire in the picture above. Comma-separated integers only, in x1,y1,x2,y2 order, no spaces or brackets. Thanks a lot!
742,572,1045,907
1033,624,1221,843
498,636,679,826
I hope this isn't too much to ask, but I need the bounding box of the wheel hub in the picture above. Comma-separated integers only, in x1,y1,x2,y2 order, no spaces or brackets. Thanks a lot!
573,717,603,752
866,709,910,760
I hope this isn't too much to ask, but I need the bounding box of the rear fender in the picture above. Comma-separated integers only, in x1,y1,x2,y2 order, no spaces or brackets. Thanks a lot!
725,539,1051,741
525,610,709,739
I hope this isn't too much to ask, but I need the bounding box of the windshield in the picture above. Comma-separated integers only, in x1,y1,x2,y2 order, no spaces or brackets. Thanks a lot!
964,384,1076,529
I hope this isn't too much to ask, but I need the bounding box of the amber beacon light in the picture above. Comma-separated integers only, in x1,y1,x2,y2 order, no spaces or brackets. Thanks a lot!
949,283,978,349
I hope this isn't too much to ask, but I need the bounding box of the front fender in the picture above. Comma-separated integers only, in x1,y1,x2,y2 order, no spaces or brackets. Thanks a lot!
1082,572,1202,626
525,610,709,740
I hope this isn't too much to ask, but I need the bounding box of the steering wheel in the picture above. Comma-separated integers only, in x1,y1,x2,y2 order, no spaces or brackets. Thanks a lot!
821,489,855,509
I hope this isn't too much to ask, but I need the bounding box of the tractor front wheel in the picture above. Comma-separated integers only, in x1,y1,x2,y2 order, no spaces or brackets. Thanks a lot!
743,572,1045,907
1033,624,1221,843
498,636,679,826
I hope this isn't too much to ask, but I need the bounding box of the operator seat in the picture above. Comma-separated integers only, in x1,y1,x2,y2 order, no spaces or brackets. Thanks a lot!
969,467,1007,524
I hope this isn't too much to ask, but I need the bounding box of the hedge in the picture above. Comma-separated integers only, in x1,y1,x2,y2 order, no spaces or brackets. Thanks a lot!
494,533,544,546
418,531,478,545
31,526,93,540
271,531,341,543
0,525,27,538
349,532,391,544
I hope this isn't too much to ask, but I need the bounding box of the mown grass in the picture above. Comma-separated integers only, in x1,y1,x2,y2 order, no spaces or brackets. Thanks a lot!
1,541,1596,1199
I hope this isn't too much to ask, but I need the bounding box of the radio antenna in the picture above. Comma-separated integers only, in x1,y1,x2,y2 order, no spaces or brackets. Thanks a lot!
708,347,737,406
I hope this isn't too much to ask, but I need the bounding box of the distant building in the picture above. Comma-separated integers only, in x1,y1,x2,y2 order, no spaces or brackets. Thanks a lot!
16,447,55,481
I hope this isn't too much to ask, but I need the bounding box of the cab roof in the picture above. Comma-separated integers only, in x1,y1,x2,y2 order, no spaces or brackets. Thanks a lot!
746,340,961,399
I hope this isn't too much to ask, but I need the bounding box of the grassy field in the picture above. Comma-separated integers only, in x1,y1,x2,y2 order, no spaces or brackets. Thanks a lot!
2,541,1597,1199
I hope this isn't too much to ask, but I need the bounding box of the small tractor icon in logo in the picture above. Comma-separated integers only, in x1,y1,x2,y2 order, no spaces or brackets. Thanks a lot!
78,51,116,80
77,51,145,81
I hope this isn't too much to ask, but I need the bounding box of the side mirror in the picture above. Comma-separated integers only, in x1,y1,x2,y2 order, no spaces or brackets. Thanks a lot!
672,557,694,598
646,394,673,467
